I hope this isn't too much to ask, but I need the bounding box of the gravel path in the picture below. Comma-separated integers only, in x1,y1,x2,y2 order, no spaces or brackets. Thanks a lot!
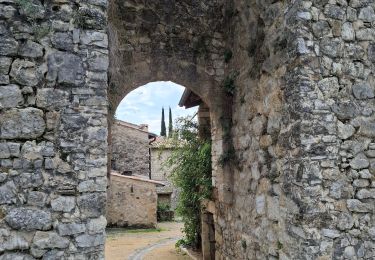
127,237,179,260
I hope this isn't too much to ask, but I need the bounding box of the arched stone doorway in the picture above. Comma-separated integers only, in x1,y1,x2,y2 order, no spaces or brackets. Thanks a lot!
107,0,233,223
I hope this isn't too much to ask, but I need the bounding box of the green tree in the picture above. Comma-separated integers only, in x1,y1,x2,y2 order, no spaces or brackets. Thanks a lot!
165,116,212,248
160,107,166,136
168,107,173,138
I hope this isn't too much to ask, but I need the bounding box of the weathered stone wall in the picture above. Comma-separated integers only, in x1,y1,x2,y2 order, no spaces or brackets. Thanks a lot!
2,0,375,259
213,1,375,259
106,173,158,228
150,148,179,210
0,0,108,258
111,120,150,177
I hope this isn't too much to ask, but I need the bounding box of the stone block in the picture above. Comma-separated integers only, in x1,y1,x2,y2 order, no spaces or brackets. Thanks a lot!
5,208,52,231
0,253,35,260
0,181,17,204
36,88,69,110
358,6,375,22
342,22,355,41
47,52,84,86
18,41,43,58
32,231,69,249
0,143,10,159
10,59,41,86
77,193,105,218
57,223,86,236
87,216,107,234
8,143,20,157
347,199,373,212
353,82,375,99
0,85,24,108
27,191,47,207
0,57,12,74
88,51,109,72
358,121,375,138
356,189,375,199
0,108,45,139
0,37,18,56
350,153,369,169
337,121,355,140
51,32,74,51
317,77,340,98
51,196,75,212
80,31,108,48
75,234,104,248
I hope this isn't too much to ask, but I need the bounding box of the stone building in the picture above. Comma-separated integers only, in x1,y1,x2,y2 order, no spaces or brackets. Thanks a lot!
111,120,156,178
106,172,164,228
0,0,375,259
150,138,180,211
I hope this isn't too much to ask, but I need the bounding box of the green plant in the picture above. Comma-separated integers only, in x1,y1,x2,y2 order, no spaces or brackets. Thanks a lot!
73,10,86,29
218,147,236,167
16,0,52,40
16,0,39,17
222,71,239,95
241,239,247,249
166,116,212,248
277,240,283,250
157,202,170,213
224,49,233,63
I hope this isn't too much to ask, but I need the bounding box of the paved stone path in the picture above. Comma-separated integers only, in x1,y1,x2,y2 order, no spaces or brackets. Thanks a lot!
128,237,179,260
105,222,191,260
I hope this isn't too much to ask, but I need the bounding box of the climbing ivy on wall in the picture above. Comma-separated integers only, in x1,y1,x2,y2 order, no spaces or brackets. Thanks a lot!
164,116,212,248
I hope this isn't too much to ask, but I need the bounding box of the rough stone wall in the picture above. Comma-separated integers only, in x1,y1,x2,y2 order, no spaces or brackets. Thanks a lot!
111,120,150,177
150,148,179,210
214,1,375,259
0,0,108,258
106,173,158,228
1,0,374,259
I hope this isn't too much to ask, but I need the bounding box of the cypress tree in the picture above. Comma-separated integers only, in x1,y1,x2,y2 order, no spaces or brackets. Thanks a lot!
168,107,173,138
160,107,166,136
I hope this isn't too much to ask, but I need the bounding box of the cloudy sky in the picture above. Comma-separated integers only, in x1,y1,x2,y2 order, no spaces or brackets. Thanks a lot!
115,81,198,135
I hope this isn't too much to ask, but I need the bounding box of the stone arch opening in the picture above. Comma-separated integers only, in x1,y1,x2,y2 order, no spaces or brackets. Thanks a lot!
107,0,232,201
105,1,232,256
106,81,208,230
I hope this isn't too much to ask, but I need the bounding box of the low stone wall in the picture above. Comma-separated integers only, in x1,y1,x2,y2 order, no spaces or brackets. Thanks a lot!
106,173,159,228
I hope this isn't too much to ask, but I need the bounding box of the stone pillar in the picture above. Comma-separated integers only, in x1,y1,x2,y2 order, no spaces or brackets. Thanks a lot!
0,0,109,258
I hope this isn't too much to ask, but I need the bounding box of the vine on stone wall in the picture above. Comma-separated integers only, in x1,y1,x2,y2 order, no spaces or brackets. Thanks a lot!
221,71,239,95
165,116,212,248
15,0,52,41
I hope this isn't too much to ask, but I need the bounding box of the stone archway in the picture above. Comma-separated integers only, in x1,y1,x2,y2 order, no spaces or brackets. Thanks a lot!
2,0,374,259
106,0,232,210
107,0,227,113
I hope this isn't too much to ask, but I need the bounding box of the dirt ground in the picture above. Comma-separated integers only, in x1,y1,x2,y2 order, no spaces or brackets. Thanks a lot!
105,222,191,260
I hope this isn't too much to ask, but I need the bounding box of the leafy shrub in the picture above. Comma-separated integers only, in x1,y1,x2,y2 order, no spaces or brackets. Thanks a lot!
165,116,212,248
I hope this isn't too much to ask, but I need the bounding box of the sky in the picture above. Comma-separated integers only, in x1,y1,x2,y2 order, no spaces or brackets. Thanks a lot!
115,81,198,135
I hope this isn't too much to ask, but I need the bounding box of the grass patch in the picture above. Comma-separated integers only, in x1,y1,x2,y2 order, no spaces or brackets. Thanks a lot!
106,227,166,238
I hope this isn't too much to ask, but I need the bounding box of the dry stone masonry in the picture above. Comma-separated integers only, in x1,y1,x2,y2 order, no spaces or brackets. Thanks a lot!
0,0,108,258
0,0,375,259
